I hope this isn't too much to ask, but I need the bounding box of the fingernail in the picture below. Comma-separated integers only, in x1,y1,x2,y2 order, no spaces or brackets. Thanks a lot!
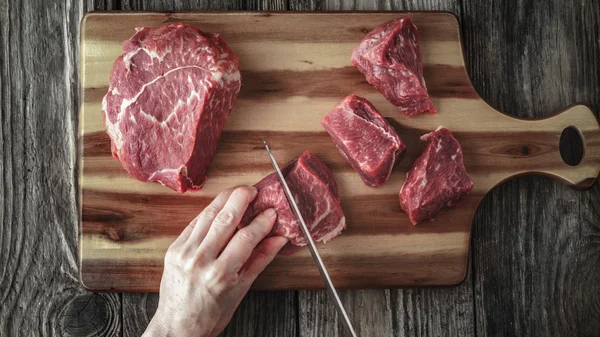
251,186,258,194
264,208,276,217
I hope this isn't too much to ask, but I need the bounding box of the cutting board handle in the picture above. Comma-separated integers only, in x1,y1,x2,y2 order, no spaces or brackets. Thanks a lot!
486,104,600,190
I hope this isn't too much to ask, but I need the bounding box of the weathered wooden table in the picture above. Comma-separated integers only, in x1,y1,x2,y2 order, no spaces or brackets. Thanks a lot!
1,0,599,336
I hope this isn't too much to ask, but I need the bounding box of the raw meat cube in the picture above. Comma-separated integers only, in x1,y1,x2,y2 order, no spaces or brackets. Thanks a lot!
240,151,346,246
321,94,406,187
352,16,436,116
399,127,473,224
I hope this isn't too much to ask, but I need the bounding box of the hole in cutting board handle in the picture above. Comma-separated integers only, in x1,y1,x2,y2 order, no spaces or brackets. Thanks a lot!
559,126,585,166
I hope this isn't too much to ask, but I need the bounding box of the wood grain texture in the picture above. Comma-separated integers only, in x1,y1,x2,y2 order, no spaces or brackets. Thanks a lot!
0,0,121,336
122,293,158,337
2,1,599,337
79,11,600,292
299,289,395,336
221,291,299,337
462,0,600,335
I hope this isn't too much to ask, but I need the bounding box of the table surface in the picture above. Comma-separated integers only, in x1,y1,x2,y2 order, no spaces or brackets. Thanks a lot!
1,0,599,336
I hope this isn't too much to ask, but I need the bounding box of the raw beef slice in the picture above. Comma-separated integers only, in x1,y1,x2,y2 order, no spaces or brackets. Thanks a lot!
352,16,436,116
399,127,473,225
102,23,241,193
241,151,346,246
321,94,406,187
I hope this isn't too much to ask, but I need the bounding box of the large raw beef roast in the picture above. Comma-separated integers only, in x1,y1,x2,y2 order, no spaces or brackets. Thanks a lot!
352,16,436,116
240,151,346,246
102,23,241,193
321,94,406,187
399,127,473,225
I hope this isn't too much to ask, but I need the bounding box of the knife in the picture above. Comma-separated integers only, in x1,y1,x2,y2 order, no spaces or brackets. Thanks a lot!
262,140,358,337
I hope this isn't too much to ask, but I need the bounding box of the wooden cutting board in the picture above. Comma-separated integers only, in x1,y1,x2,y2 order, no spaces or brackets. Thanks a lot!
79,12,600,291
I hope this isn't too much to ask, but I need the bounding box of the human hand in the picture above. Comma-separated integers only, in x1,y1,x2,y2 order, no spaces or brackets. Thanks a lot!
142,186,288,337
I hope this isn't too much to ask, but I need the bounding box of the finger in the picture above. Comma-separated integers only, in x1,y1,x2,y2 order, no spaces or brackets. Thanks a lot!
239,236,288,280
277,243,303,256
171,210,206,248
178,188,236,254
196,186,258,259
219,208,277,271
185,188,236,248
169,221,195,249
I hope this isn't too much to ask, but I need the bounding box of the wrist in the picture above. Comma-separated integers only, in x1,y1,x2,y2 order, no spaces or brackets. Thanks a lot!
143,307,215,337
142,312,171,337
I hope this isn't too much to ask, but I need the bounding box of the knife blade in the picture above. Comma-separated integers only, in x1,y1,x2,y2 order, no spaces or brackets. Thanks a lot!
262,140,357,337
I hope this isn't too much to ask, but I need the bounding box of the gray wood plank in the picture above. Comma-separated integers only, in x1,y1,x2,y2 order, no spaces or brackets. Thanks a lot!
0,0,121,336
461,0,600,335
322,0,460,11
300,289,396,337
391,266,475,337
122,293,159,337
121,292,299,337
120,0,288,10
473,180,600,337
289,0,322,10
221,292,299,337
86,0,119,10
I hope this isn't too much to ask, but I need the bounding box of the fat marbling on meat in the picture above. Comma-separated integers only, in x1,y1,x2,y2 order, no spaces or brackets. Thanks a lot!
399,127,473,225
352,16,436,116
321,94,406,187
240,151,346,246
102,23,241,193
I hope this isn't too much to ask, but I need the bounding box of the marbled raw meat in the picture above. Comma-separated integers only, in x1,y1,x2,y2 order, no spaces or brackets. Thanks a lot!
321,94,406,186
241,151,346,246
399,127,473,224
102,23,241,193
352,16,436,116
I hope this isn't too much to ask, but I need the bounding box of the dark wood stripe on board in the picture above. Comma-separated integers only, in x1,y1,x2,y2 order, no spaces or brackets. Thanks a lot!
81,244,469,291
81,188,479,239
82,127,592,181
82,64,477,104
